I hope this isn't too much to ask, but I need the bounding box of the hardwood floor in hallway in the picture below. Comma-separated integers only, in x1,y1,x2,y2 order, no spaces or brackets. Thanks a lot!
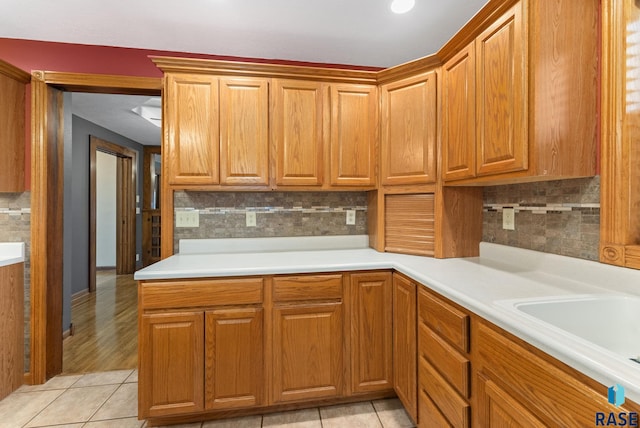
62,270,138,374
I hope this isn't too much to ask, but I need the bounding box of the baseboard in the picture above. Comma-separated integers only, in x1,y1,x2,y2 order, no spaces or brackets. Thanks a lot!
96,266,116,271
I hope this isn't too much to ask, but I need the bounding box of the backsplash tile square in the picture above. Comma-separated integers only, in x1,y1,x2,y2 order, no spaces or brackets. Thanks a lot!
483,177,600,261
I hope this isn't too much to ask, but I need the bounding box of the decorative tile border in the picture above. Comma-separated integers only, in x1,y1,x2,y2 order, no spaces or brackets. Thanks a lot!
0,208,31,215
175,205,368,215
484,203,600,214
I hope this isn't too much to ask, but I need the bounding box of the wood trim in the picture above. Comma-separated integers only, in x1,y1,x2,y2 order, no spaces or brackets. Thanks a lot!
143,146,161,210
436,0,520,63
376,54,440,84
30,74,64,383
151,56,378,85
37,71,161,95
0,59,31,83
89,136,137,291
599,0,636,268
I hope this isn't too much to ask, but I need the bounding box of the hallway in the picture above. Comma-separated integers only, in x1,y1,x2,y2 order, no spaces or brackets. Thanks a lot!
63,271,137,374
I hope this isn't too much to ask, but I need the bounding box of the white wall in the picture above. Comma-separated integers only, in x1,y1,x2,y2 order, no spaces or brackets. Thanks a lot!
96,151,117,267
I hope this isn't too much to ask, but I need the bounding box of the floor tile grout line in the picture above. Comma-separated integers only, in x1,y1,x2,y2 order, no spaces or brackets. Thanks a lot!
83,379,129,424
20,387,67,428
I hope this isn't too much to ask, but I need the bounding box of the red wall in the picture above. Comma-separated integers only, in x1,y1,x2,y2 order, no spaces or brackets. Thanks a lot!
0,38,381,190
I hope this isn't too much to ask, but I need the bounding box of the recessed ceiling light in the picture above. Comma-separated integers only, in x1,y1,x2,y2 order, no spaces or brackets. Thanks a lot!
390,0,415,14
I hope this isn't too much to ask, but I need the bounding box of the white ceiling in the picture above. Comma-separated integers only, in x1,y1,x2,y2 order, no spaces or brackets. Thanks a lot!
1,0,488,68
71,93,162,146
5,0,489,146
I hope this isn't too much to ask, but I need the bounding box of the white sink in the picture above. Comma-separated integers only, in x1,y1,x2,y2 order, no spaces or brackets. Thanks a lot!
497,294,640,361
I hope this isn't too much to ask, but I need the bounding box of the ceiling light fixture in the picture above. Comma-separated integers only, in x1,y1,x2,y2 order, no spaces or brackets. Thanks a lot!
132,98,162,128
390,0,415,14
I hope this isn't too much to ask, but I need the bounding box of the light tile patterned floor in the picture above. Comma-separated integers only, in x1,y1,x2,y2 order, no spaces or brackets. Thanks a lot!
0,370,415,428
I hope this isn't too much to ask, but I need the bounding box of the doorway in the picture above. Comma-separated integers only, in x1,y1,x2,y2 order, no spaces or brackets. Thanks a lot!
89,136,137,293
30,72,162,383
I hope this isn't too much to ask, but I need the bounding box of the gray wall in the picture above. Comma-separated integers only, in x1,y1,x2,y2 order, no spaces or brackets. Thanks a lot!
63,115,144,331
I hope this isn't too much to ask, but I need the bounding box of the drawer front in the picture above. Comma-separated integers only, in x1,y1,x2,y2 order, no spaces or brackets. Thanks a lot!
140,278,264,309
419,323,470,398
273,274,343,302
419,357,469,428
418,289,469,352
419,388,452,428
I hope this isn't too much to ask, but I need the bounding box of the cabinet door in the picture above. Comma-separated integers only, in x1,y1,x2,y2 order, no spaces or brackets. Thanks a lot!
475,1,527,176
381,72,437,185
392,274,417,421
205,308,263,410
350,272,393,394
442,43,476,181
0,70,26,192
476,374,544,428
219,77,270,186
273,302,343,403
272,79,324,186
139,312,204,418
329,84,377,187
165,74,219,186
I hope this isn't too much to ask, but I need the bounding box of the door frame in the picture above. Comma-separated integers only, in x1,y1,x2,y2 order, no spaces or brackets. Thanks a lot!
89,136,137,292
30,71,161,384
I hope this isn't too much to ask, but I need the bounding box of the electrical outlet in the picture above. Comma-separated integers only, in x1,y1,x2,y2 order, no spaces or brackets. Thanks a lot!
502,208,515,230
176,210,199,227
346,210,356,225
136,254,140,262
246,211,257,227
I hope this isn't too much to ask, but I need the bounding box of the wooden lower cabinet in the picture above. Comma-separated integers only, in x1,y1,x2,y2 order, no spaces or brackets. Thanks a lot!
139,312,205,418
350,272,393,394
392,274,417,421
417,287,471,428
272,301,344,403
205,308,263,410
473,319,640,427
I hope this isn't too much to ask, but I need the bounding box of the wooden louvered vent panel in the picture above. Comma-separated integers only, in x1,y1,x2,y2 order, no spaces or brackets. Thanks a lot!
385,194,435,256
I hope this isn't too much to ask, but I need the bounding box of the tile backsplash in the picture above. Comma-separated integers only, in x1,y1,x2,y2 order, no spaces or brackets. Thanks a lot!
0,192,31,369
174,191,368,252
483,177,600,261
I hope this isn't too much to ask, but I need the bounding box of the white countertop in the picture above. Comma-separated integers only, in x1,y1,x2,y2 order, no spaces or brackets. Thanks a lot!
134,238,640,403
0,242,25,267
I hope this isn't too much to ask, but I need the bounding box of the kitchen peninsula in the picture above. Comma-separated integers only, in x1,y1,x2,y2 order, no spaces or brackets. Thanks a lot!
135,237,640,427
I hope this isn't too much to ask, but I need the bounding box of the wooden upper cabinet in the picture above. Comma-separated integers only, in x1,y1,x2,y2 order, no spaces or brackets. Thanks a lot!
272,79,324,187
442,43,476,182
165,74,220,186
380,71,437,185
329,84,377,187
443,0,597,184
475,0,527,177
0,62,28,192
219,77,270,186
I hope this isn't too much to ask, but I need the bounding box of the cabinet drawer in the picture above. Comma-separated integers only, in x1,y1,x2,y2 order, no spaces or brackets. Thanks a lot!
418,289,469,352
140,278,264,309
273,274,343,302
419,323,470,398
419,388,452,428
419,357,469,428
